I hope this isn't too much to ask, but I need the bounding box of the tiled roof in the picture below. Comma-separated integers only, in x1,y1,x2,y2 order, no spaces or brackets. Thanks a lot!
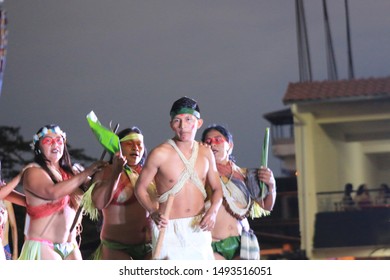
283,76,390,104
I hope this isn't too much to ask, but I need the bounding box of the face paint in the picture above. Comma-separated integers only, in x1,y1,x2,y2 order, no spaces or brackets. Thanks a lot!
204,136,226,145
171,114,196,127
121,140,143,151
41,136,64,146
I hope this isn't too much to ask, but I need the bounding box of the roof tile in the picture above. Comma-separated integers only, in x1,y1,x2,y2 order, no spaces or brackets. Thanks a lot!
283,76,390,104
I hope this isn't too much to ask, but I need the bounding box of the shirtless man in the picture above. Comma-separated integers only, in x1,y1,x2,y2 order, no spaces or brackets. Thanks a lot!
135,96,223,260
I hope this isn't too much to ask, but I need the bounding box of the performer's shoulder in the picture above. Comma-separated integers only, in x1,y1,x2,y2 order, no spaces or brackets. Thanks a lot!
148,141,174,158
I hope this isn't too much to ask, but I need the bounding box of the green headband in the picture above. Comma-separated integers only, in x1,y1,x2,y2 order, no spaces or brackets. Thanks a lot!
170,108,200,119
120,133,144,142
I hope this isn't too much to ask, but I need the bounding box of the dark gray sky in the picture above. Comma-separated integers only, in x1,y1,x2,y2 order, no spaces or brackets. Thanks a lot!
1,1,390,176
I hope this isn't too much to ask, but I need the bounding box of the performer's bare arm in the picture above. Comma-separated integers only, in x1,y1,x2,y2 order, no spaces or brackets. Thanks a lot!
23,162,106,200
134,148,162,225
199,146,223,231
1,170,26,206
92,153,126,209
0,171,23,200
257,167,276,211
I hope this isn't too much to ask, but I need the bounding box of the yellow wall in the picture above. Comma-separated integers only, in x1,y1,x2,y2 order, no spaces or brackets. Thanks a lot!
291,101,390,259
291,106,317,259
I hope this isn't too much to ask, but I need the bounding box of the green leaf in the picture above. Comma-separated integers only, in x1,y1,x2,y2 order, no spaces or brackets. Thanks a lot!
260,127,270,195
86,111,120,155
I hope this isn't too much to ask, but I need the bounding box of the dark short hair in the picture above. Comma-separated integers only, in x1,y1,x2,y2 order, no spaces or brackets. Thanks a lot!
170,96,200,119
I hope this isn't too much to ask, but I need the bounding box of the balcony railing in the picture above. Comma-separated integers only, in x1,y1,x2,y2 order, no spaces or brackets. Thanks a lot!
316,189,390,213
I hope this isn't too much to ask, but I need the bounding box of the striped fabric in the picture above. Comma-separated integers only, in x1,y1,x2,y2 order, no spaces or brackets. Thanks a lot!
240,229,260,260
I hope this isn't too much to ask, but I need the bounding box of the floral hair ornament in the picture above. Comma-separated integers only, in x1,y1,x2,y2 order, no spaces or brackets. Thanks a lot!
31,126,67,150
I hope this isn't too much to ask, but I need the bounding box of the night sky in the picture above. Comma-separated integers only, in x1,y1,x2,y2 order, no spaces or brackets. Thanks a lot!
1,1,390,176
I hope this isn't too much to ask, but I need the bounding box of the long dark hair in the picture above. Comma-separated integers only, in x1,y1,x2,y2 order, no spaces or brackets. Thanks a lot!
201,124,235,162
117,126,147,166
33,124,74,183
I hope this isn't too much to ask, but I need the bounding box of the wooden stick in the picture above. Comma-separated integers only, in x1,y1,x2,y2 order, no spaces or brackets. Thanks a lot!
153,194,175,260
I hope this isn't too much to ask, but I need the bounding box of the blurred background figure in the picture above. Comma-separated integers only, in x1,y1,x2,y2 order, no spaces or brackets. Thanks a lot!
355,184,372,209
0,200,18,259
375,183,390,205
341,183,355,211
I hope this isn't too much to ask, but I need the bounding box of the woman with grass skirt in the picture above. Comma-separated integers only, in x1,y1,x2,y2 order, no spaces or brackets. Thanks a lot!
201,124,276,260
